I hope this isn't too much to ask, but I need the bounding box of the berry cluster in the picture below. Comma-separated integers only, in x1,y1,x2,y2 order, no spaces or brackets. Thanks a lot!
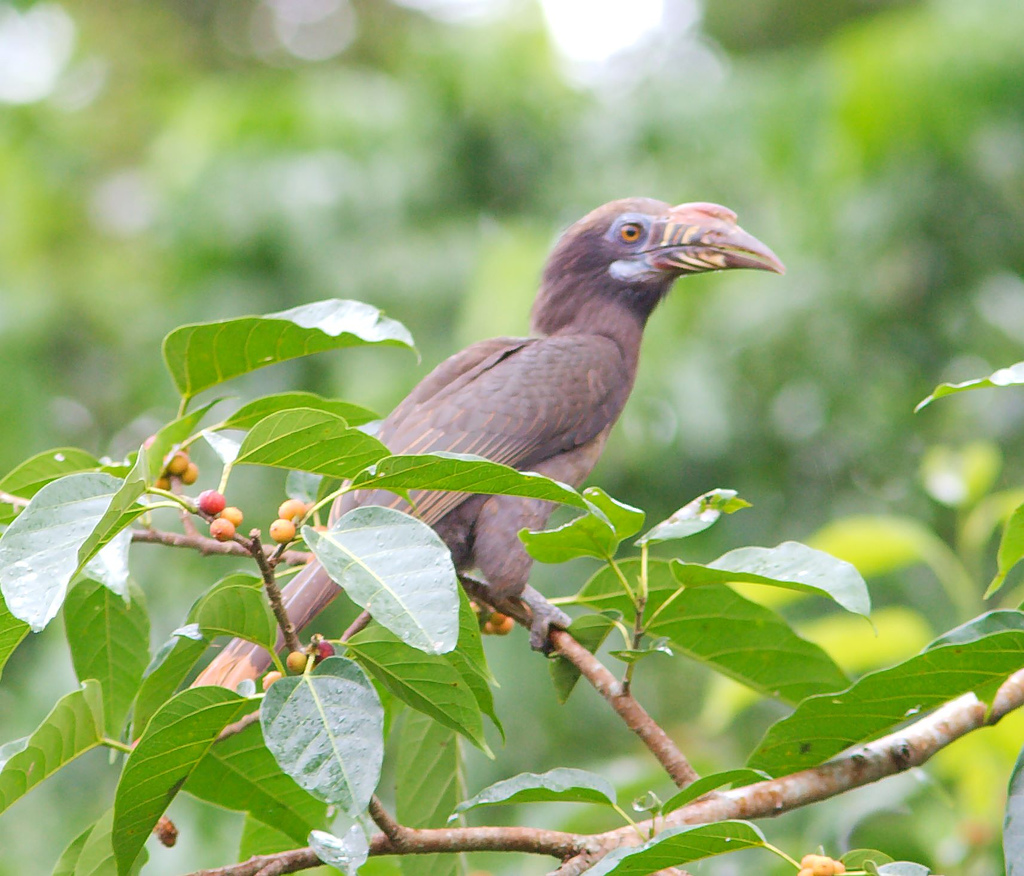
263,638,336,689
152,445,199,490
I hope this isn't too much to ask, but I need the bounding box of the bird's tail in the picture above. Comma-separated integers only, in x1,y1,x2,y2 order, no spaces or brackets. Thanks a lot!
191,559,341,689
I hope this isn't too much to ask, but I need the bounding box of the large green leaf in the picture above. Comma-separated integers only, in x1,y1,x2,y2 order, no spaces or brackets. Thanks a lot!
64,579,150,735
304,507,459,655
988,502,1024,598
396,711,460,876
0,591,29,680
447,590,501,736
219,392,379,430
112,687,252,874
347,622,489,752
521,488,644,563
235,408,389,479
549,613,618,704
0,472,124,631
162,299,415,401
0,681,104,816
916,360,1024,411
574,560,848,702
585,821,766,875
349,452,587,508
672,541,871,616
260,656,384,815
185,718,326,844
69,808,148,876
452,768,616,816
130,624,207,740
187,573,277,652
0,448,102,526
51,823,91,876
662,768,771,815
748,611,1024,776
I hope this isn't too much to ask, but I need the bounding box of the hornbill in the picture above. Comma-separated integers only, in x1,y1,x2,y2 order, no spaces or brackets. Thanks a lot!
194,197,784,689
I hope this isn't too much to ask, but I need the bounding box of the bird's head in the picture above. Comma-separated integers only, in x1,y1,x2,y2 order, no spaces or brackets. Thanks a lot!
532,197,784,335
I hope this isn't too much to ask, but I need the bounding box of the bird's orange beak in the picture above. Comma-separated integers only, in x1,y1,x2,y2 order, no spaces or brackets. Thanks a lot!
645,201,785,275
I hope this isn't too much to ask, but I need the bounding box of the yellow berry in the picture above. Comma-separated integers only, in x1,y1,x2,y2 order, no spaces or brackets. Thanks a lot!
209,518,236,541
798,870,814,876
801,856,818,868
269,518,297,544
166,452,189,476
154,476,171,491
262,671,283,690
493,615,514,635
219,506,244,526
286,650,308,673
833,863,845,875
180,461,199,485
278,498,309,522
811,859,834,876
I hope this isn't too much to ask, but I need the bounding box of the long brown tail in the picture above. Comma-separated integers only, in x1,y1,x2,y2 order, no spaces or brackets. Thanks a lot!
192,559,340,689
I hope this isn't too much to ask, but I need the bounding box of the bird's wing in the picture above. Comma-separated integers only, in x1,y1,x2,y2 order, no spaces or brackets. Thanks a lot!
346,333,632,525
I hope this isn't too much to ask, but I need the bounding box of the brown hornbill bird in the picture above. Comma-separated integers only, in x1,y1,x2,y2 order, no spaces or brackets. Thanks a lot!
194,197,784,689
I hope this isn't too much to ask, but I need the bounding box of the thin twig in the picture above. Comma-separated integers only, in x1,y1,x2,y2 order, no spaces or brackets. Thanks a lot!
368,796,405,845
550,629,699,789
215,711,260,743
341,610,372,642
131,527,311,565
249,530,302,654
0,490,29,508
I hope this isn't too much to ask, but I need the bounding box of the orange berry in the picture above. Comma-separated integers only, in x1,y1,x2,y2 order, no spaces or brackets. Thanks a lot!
210,518,236,541
801,856,818,868
286,650,308,673
493,615,515,635
166,452,189,476
278,498,308,522
262,671,283,690
798,870,814,876
482,620,496,635
269,518,296,544
219,506,244,526
180,461,200,485
811,859,834,876
833,863,845,875
154,476,171,491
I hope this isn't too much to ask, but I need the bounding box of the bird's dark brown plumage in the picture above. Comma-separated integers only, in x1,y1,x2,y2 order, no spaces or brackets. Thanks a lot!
195,197,783,688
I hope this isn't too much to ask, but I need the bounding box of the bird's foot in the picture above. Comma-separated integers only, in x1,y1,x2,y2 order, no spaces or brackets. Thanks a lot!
519,585,571,654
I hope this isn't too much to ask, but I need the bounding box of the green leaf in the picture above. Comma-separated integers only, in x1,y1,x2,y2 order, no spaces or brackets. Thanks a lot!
549,613,618,704
748,611,1024,776
188,573,277,652
0,472,125,631
74,451,148,575
346,623,489,752
260,656,384,814
309,826,369,875
235,408,389,478
1006,743,1024,876
0,448,102,526
585,821,766,875
286,470,323,505
916,360,1024,412
83,531,132,600
304,507,459,655
52,823,91,876
574,560,847,702
453,768,615,817
112,687,252,875
185,716,326,844
636,489,750,546
446,590,501,736
66,808,148,876
521,488,643,563
878,865,930,876
662,768,771,815
220,392,379,430
396,711,460,876
0,591,29,680
349,452,587,509
988,503,1024,598
130,624,207,741
0,681,104,816
842,850,895,869
64,579,150,735
672,541,871,616
162,298,415,402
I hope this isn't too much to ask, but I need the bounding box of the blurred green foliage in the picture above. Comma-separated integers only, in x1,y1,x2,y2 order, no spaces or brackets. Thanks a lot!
2,0,1024,873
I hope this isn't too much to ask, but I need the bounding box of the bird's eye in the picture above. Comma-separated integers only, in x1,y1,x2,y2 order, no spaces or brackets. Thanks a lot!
619,223,643,244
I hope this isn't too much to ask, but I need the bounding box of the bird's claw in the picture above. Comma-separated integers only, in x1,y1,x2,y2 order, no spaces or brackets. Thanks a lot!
520,586,571,654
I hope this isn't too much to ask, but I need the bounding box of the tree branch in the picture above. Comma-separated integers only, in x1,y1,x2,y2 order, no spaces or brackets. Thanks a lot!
249,530,302,655
131,527,310,565
182,666,1024,876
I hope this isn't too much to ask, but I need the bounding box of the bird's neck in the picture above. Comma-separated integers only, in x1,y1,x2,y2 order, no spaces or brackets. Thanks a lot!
530,281,662,364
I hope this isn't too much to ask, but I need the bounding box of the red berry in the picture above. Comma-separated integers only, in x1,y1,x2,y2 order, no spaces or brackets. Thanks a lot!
209,518,235,541
269,518,296,544
316,640,335,662
198,490,227,515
